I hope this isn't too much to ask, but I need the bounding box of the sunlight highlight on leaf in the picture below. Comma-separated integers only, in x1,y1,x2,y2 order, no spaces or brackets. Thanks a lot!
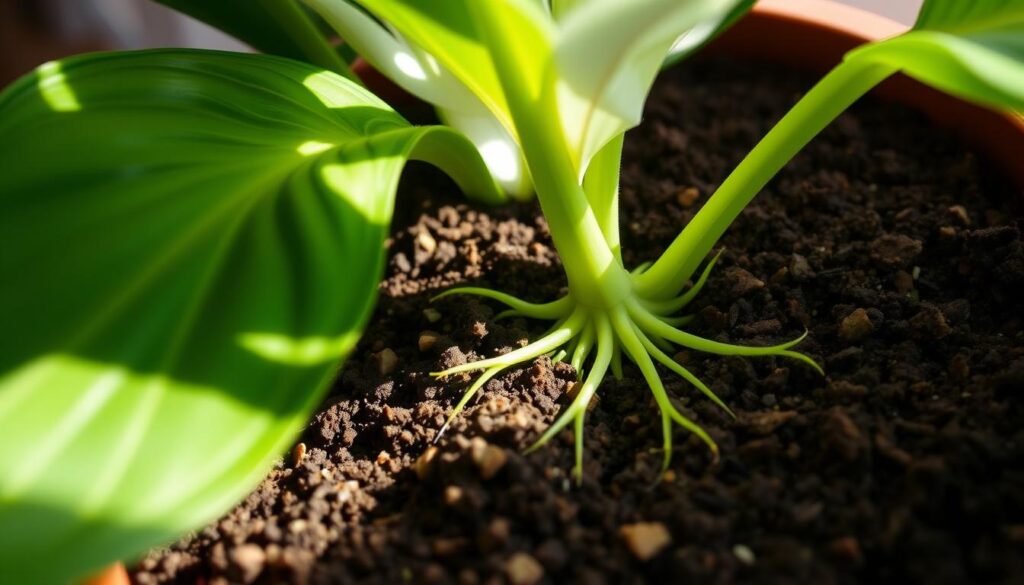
37,62,81,112
297,140,336,156
238,332,361,366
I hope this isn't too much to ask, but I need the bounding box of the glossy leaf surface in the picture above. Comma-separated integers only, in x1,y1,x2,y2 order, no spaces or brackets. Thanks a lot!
556,0,742,173
848,0,1024,111
0,49,498,583
356,0,554,139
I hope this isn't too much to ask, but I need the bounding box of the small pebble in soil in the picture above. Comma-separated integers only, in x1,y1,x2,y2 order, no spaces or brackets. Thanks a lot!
470,437,508,479
415,229,437,255
789,253,815,280
947,204,971,226
724,267,765,298
418,330,440,351
443,485,463,505
838,308,874,342
869,233,923,267
619,522,672,561
743,410,797,436
505,552,544,585
411,448,436,481
228,544,265,584
675,186,700,207
373,348,398,376
423,307,442,323
733,544,756,566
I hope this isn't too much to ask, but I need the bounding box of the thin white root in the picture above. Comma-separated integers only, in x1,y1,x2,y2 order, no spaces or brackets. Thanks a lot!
432,308,585,377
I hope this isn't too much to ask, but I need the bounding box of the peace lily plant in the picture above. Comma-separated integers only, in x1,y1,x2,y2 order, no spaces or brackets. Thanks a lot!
0,0,1021,582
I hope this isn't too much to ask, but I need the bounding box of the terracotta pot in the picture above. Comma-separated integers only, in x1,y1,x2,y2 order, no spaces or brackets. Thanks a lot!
705,0,1024,186
82,562,129,585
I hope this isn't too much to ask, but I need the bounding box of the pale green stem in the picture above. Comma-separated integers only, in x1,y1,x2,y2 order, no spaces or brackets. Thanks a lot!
635,60,896,299
468,5,631,309
583,134,625,263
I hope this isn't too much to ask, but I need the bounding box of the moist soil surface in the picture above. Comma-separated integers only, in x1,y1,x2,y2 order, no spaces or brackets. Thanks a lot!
133,58,1024,585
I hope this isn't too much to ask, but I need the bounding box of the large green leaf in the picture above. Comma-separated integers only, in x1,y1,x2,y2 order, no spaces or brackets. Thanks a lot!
556,0,742,174
0,49,499,583
847,0,1024,111
355,0,555,141
153,0,356,79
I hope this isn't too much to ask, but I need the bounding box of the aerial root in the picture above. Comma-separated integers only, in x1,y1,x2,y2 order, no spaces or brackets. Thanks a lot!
431,308,585,378
628,299,823,375
611,309,719,472
432,287,570,319
434,364,507,442
428,279,822,481
525,315,613,483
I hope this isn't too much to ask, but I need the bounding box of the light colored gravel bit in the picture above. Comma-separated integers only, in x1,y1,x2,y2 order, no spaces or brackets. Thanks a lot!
416,229,437,254
733,544,756,565
228,544,265,584
291,442,306,467
418,330,441,351
838,308,873,342
675,186,700,207
470,437,508,480
505,552,544,585
374,348,398,375
414,446,438,480
619,522,671,561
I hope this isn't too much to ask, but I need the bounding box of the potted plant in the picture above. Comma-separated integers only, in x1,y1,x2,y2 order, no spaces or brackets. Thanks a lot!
0,1,1021,583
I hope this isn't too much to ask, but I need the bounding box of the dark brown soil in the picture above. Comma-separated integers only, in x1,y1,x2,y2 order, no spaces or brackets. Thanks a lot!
132,58,1024,585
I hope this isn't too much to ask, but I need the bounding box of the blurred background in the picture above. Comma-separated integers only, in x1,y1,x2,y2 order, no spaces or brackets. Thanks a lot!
1,0,923,87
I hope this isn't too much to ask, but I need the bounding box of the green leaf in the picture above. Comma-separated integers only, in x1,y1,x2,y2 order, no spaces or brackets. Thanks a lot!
0,49,499,583
154,0,357,79
555,0,743,173
847,0,1024,111
302,0,538,198
354,0,555,141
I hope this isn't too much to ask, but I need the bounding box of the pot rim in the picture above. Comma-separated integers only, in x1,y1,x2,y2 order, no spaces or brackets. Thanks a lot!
757,0,908,40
